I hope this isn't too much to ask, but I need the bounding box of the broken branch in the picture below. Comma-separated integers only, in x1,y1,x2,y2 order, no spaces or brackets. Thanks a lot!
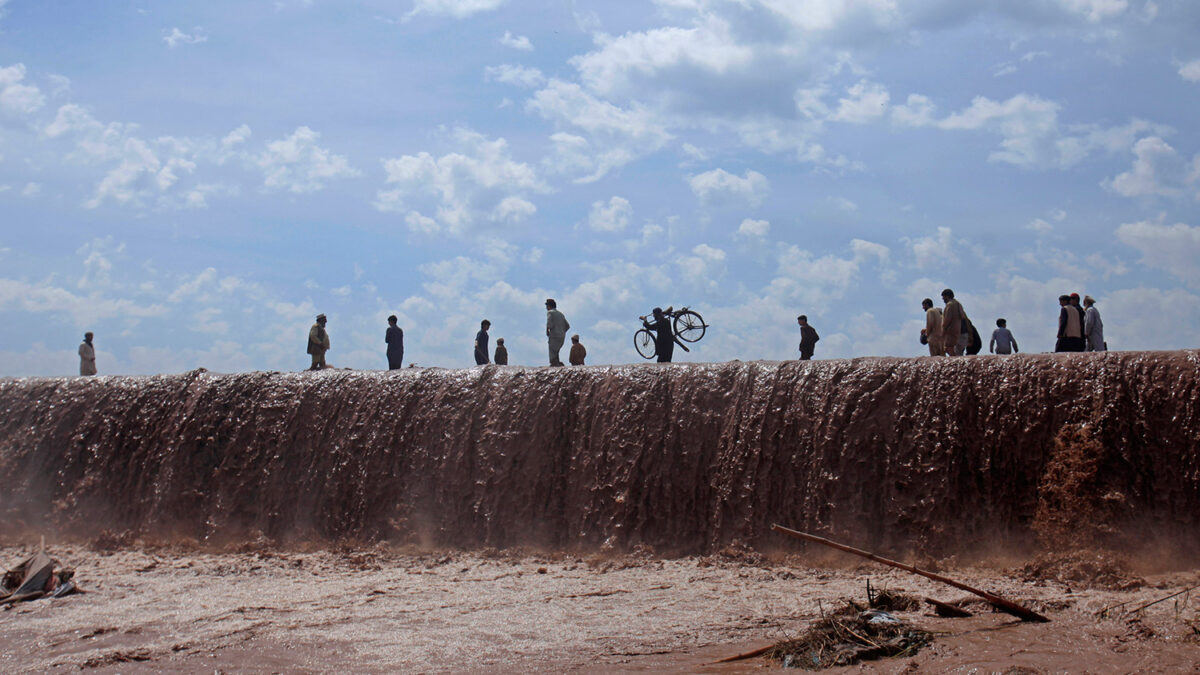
770,523,1049,623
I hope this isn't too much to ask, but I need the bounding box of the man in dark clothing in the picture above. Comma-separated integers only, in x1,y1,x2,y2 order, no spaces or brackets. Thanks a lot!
1056,295,1086,352
385,315,404,370
797,315,819,360
474,320,491,365
642,308,675,363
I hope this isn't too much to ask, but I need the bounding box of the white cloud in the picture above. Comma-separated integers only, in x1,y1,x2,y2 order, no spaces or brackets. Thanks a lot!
688,168,768,206
1027,218,1055,234
676,243,727,286
484,64,546,88
490,195,537,223
375,127,547,235
1106,136,1186,197
528,80,673,182
21,182,40,197
906,226,957,269
587,196,633,232
831,80,889,123
737,218,769,238
894,92,1168,170
1115,219,1200,286
409,0,505,19
163,27,208,48
0,63,46,118
257,126,360,193
499,31,533,51
1180,59,1200,83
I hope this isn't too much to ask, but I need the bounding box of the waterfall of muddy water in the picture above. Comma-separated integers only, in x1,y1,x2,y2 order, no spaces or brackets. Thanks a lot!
1,351,1197,557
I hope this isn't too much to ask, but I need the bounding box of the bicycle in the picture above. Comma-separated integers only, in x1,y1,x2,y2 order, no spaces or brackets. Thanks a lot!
634,306,709,359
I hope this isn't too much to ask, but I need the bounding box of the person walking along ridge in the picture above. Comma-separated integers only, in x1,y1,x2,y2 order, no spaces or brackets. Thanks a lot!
642,307,676,363
1083,295,1105,351
990,318,1019,355
941,289,969,356
79,332,97,376
921,299,943,357
797,315,819,360
308,314,330,370
385,315,404,370
474,320,491,365
545,298,570,366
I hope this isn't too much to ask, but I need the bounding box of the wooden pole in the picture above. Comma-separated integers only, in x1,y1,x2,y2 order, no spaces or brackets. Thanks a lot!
771,523,1049,623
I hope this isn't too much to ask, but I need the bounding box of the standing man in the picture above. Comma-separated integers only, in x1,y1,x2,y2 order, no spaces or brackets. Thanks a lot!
385,315,404,370
569,334,586,365
941,289,968,356
1083,295,1105,352
308,314,330,370
921,298,943,357
494,337,508,365
1056,295,1085,352
79,332,97,376
642,307,675,363
990,318,1019,355
474,319,491,365
797,315,819,360
545,298,569,367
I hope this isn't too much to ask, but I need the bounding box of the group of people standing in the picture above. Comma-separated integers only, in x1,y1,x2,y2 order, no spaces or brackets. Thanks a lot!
917,288,1107,358
469,298,586,368
1056,293,1105,352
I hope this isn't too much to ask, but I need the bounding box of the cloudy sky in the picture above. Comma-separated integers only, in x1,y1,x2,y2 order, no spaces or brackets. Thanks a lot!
2,0,1199,374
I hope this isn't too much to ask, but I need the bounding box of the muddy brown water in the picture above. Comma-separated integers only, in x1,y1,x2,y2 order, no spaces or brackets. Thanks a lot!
2,352,1199,556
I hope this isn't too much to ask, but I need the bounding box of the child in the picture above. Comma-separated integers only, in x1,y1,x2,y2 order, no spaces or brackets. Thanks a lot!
494,337,508,365
569,334,586,365
990,318,1019,355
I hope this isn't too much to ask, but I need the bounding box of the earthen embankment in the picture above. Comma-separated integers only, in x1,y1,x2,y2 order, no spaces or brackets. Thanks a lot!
1,351,1197,555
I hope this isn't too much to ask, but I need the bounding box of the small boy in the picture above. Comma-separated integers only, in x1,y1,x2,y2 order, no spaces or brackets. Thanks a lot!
569,334,586,365
990,318,1019,355
494,338,508,365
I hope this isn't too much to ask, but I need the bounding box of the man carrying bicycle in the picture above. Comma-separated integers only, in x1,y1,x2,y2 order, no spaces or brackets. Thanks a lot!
643,307,675,363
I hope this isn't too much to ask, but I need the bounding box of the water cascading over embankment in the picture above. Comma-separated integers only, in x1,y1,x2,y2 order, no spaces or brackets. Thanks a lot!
1,351,1198,556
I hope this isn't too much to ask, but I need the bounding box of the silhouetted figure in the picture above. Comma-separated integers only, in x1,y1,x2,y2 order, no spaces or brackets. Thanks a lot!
643,307,675,363
569,334,586,365
1056,295,1085,352
494,338,508,365
308,314,330,370
545,298,570,367
385,315,404,370
990,318,1019,355
1083,295,1106,351
921,298,943,356
797,315,819,360
966,321,983,355
941,289,969,356
78,332,97,376
475,320,491,365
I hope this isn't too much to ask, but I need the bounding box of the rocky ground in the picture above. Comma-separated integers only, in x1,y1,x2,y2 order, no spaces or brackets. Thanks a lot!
2,543,1198,673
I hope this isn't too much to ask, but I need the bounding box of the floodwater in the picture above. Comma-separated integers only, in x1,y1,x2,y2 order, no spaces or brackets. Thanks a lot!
1,544,1197,673
2,352,1198,556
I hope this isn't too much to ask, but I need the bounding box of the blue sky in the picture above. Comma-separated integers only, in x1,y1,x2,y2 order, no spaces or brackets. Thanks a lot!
2,0,1199,374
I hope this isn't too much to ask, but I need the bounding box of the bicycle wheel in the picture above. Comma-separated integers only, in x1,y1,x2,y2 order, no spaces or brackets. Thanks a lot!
673,310,707,343
634,329,657,359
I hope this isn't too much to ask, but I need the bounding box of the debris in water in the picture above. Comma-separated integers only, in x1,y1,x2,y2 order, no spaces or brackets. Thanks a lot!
1,550,82,607
767,601,932,670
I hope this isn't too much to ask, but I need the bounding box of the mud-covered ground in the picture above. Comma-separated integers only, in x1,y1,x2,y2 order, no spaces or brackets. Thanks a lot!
2,544,1198,673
